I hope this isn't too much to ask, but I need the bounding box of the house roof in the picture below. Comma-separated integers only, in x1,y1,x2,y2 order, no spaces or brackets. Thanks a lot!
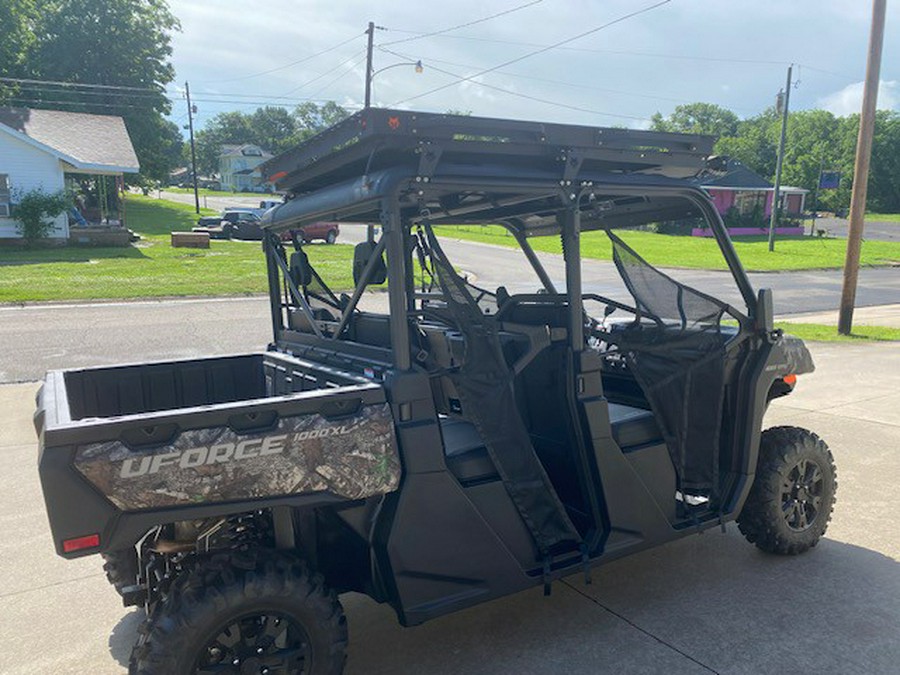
220,144,272,159
695,158,772,190
0,107,139,173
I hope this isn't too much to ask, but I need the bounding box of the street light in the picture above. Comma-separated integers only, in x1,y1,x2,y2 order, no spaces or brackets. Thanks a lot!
365,60,423,107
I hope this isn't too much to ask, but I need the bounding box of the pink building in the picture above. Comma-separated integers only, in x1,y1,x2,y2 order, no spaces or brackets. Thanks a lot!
693,159,808,237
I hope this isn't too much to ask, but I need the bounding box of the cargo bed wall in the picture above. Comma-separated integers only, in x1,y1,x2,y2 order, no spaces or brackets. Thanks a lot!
38,351,400,556
63,353,359,421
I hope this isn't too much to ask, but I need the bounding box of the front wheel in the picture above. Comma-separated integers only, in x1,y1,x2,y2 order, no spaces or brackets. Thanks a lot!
737,426,837,555
325,230,337,245
129,552,347,675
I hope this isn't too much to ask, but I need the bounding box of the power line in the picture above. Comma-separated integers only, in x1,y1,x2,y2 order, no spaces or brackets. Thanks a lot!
390,0,673,106
0,76,162,93
377,32,858,79
379,0,543,47
307,53,370,99
280,50,367,97
380,52,650,122
380,46,757,115
196,33,364,84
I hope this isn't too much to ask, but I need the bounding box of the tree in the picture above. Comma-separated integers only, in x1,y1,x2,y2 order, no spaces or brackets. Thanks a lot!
0,0,36,101
292,102,349,139
650,102,740,138
250,107,298,156
9,0,181,182
194,102,350,176
714,108,781,183
194,111,255,176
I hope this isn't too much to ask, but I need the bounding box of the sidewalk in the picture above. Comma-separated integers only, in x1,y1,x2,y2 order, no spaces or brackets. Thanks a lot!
778,303,900,328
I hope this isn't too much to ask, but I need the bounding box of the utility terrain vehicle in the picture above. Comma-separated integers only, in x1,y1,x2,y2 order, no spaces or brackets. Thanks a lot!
35,109,836,674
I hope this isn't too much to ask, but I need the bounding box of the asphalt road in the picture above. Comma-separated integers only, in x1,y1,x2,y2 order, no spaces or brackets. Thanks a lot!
2,230,898,382
2,342,898,674
812,216,900,242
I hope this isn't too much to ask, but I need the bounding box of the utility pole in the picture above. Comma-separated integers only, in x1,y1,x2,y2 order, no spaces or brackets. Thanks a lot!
768,64,792,252
839,0,887,335
364,21,375,108
185,81,200,215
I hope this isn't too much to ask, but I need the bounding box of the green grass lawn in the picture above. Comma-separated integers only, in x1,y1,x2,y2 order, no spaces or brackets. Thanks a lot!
777,322,900,343
162,186,271,199
866,213,900,223
0,195,354,302
440,225,900,271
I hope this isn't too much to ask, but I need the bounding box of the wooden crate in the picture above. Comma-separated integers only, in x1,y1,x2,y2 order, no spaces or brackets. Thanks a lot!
171,231,210,249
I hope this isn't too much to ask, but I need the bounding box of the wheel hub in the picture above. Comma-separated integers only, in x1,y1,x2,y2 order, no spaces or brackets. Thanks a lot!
781,458,824,532
196,612,310,674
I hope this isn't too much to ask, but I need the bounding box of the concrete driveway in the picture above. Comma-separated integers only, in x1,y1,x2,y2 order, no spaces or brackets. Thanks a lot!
1,340,898,674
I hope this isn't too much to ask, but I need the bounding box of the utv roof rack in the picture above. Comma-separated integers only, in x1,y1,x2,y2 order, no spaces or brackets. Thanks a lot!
262,108,720,195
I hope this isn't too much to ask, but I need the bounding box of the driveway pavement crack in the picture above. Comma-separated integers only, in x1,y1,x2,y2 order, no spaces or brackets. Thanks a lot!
0,572,105,600
561,579,720,674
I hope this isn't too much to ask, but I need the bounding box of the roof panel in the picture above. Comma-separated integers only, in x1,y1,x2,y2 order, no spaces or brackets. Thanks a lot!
0,107,139,172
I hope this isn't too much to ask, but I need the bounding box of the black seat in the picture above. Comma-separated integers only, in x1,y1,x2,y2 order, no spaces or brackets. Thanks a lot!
441,403,662,484
607,403,662,450
440,417,497,484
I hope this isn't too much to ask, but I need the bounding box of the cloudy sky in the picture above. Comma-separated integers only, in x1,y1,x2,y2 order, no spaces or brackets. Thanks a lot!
164,0,899,130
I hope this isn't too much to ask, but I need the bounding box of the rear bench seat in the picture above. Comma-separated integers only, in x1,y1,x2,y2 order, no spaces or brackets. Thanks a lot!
441,402,662,484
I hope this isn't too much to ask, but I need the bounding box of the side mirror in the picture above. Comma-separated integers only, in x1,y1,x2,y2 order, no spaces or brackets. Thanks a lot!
289,250,312,287
756,288,774,332
353,241,387,286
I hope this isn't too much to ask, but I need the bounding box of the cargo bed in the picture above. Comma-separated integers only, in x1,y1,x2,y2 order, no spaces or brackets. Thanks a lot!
36,352,400,557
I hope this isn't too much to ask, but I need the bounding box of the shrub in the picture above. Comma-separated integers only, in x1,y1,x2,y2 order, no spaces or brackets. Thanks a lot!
12,188,72,246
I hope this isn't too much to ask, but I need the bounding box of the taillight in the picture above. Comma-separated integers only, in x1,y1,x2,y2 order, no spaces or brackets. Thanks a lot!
62,534,100,553
782,374,797,387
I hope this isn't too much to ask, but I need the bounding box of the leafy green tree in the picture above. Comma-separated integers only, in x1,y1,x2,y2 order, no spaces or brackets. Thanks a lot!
194,111,254,176
250,106,297,155
0,0,36,101
650,102,740,138
193,102,349,176
9,0,181,182
292,102,349,139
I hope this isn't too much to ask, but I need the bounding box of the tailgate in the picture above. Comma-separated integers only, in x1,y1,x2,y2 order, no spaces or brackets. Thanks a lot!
35,353,399,557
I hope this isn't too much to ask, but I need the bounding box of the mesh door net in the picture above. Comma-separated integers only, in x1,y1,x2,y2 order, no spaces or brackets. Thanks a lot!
606,231,729,496
423,225,581,555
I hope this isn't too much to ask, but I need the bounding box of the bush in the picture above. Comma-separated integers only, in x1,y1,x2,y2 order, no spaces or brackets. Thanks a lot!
13,188,72,246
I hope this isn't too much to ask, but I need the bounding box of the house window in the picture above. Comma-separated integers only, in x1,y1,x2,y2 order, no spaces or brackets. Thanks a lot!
734,190,765,217
0,175,10,217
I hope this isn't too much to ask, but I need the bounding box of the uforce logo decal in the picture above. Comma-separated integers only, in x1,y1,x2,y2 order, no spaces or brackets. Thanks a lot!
119,425,351,478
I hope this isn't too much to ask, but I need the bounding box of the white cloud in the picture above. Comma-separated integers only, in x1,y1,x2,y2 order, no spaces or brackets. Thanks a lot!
818,80,899,116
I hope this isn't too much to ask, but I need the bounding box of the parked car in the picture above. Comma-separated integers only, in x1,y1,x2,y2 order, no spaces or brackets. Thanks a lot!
221,210,263,240
192,211,263,240
281,221,340,244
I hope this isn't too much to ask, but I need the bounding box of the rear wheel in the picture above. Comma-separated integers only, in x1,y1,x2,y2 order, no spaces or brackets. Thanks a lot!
129,552,346,675
737,426,837,555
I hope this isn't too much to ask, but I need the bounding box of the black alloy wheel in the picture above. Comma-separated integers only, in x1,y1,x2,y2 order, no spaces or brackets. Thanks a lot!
195,612,312,674
781,457,825,532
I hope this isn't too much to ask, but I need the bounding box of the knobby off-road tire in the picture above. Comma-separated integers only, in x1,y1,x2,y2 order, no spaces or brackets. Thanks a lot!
129,552,347,675
102,548,139,598
738,426,837,555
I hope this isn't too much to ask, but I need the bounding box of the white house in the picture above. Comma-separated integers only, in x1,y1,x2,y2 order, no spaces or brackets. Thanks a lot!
218,144,273,192
0,107,139,242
